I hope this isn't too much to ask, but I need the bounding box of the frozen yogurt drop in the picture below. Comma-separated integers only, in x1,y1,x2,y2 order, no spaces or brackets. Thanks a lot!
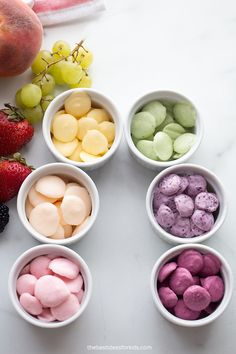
50,92,115,163
158,287,178,308
152,173,219,238
29,203,59,237
16,254,85,322
131,98,197,161
26,176,92,240
157,249,224,320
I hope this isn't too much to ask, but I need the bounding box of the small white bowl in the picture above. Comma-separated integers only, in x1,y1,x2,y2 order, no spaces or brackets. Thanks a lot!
43,88,123,171
146,163,227,245
125,90,203,170
17,163,99,245
8,244,92,328
150,243,233,327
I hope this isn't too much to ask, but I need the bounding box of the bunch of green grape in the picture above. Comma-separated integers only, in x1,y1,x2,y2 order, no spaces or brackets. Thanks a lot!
15,40,93,124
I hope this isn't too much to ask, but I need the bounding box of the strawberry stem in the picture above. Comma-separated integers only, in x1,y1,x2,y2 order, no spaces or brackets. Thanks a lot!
1,104,26,122
0,153,34,170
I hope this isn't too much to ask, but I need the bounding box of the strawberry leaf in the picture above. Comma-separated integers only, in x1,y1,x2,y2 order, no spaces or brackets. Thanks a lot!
1,104,26,122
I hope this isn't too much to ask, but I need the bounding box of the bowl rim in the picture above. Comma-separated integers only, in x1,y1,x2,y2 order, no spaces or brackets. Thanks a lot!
124,90,204,168
150,243,233,327
17,162,99,245
8,244,92,328
42,88,123,169
146,163,227,244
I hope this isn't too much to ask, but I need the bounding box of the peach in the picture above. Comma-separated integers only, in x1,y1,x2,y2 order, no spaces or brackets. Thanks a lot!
0,0,43,76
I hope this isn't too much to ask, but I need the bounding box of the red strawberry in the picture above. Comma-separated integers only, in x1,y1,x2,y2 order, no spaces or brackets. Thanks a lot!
0,153,33,202
0,104,34,156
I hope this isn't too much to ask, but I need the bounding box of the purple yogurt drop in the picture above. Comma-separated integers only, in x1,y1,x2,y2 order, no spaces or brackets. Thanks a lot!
152,189,176,213
204,302,219,315
201,275,224,302
177,176,189,194
200,253,221,277
190,220,204,237
158,262,177,283
195,192,219,213
170,215,191,238
156,204,175,228
183,285,211,311
159,174,182,196
191,210,214,232
174,299,200,320
174,194,194,217
187,175,207,198
169,267,194,295
158,287,178,308
177,249,204,275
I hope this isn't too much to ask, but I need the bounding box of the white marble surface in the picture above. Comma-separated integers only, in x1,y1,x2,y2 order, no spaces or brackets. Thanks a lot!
0,0,236,353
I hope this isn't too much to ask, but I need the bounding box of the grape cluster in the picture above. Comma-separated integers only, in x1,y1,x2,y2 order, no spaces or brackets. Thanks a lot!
15,40,93,124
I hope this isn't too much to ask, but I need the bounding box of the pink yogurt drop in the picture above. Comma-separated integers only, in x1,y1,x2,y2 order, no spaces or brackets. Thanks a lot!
51,294,80,321
49,257,79,279
29,256,53,279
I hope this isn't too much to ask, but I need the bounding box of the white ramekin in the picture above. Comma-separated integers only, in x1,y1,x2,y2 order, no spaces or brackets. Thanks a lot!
125,90,203,170
42,88,123,171
146,164,227,245
8,244,92,328
17,163,99,245
150,243,233,327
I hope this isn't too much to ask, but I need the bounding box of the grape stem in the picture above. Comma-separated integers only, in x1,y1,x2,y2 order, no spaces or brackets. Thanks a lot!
35,40,87,81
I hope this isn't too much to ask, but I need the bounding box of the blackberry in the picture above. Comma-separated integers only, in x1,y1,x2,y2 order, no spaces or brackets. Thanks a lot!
0,203,9,232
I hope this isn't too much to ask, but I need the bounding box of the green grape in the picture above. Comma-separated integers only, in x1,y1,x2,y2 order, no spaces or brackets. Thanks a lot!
20,84,42,108
31,50,53,74
68,71,85,88
52,40,71,58
61,62,84,85
41,95,54,112
49,61,65,85
32,74,55,95
77,75,92,88
15,89,26,108
22,105,43,124
80,50,93,69
69,82,81,89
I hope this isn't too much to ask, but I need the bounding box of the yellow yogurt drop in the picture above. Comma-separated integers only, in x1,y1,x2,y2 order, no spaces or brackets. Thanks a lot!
52,114,78,142
50,224,65,239
82,129,108,155
87,108,111,123
72,216,90,235
51,110,66,133
80,151,101,162
54,201,67,226
53,137,78,157
25,198,33,218
98,121,115,143
64,92,91,118
77,117,98,140
68,141,83,161
28,186,57,207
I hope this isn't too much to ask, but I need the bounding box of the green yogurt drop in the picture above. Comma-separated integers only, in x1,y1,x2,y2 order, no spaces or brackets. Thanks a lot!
142,101,166,127
131,112,156,139
136,140,158,160
173,103,196,128
131,98,197,162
